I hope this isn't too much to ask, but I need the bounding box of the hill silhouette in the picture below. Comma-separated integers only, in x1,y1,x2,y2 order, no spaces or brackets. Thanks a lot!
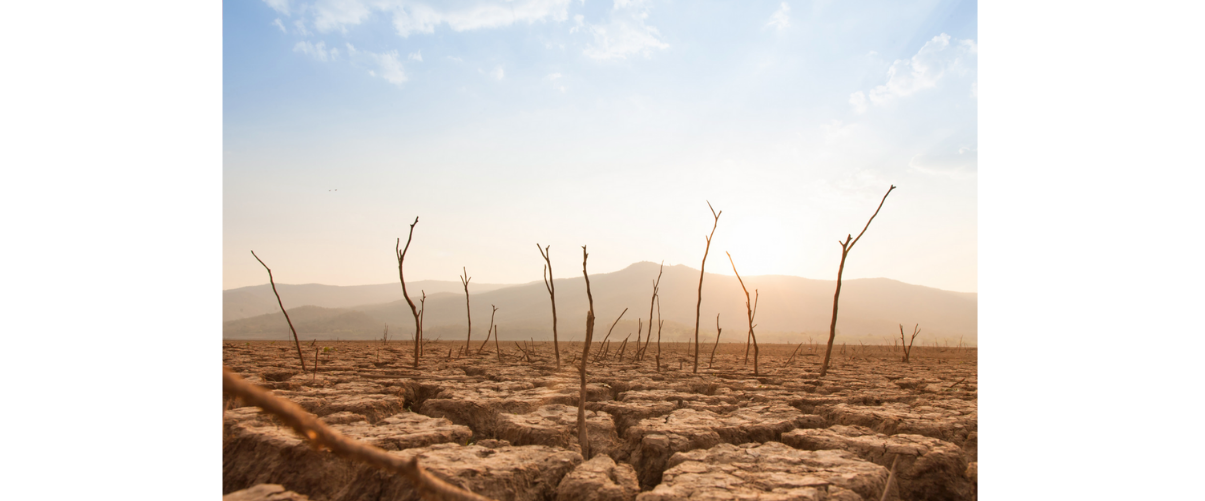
224,262,976,345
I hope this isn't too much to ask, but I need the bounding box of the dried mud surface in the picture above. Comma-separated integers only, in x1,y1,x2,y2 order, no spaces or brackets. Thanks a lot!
224,341,976,501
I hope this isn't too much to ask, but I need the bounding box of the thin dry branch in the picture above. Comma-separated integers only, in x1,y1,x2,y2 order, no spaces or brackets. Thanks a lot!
879,454,900,501
578,246,596,459
821,185,896,377
693,202,722,374
493,325,501,362
727,252,760,376
478,305,498,354
537,244,561,369
251,250,306,374
395,217,422,369
459,267,472,356
222,368,494,501
639,262,664,361
708,313,722,368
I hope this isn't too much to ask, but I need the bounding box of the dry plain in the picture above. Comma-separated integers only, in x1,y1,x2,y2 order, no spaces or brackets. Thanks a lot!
223,340,977,501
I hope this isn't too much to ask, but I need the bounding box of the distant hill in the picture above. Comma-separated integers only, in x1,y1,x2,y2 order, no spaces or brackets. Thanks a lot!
222,281,513,322
223,305,387,341
225,262,977,346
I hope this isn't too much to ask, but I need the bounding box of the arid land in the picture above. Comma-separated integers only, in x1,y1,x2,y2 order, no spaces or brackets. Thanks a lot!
224,340,977,501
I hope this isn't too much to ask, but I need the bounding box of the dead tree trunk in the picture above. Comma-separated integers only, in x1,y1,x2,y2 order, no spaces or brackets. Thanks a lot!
460,267,472,357
709,313,721,368
693,202,722,373
395,217,422,369
820,185,896,377
537,244,562,369
639,262,664,361
577,246,597,460
727,251,760,376
251,251,306,374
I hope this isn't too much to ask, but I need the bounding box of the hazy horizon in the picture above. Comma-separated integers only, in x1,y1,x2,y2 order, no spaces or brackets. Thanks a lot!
222,259,978,294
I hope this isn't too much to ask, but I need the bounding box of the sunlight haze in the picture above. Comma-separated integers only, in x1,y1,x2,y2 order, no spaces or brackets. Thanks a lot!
224,0,977,292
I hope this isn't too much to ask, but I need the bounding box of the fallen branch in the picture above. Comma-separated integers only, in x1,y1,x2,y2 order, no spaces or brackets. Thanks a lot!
222,367,494,501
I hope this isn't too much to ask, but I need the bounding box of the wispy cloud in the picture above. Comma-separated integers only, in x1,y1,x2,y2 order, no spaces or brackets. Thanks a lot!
263,0,291,16
273,18,287,33
850,33,977,111
848,92,867,114
582,0,669,60
490,65,505,80
408,50,422,62
293,40,337,61
765,2,790,31
820,119,856,145
313,0,373,33
347,43,407,86
547,72,565,92
908,132,977,177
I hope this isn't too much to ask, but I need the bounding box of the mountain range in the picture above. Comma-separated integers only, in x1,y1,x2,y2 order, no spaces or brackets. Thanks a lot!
223,262,977,346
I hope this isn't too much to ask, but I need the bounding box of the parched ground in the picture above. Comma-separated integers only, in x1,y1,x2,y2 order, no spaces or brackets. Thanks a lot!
223,340,976,501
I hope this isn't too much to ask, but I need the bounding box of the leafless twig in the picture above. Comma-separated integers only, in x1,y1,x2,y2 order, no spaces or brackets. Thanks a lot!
727,251,760,376
821,185,896,377
459,267,472,357
537,244,561,369
693,202,721,373
577,246,596,459
251,251,306,374
395,217,422,369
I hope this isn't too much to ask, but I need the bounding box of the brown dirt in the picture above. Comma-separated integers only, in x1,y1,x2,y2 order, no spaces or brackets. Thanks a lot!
224,340,976,501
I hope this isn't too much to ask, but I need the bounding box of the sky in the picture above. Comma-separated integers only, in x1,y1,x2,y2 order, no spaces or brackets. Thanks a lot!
224,0,978,292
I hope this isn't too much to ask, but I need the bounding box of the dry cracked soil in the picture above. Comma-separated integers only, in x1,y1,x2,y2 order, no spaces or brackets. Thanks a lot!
224,340,976,501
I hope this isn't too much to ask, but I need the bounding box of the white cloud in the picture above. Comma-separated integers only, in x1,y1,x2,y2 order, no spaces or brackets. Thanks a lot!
385,0,572,37
547,72,565,92
293,19,311,36
313,0,373,33
263,0,291,16
490,65,505,80
970,81,977,99
293,40,337,61
852,33,977,111
408,50,422,62
848,91,867,114
908,136,977,177
582,0,669,60
766,2,790,31
346,43,408,86
821,120,857,144
273,18,288,33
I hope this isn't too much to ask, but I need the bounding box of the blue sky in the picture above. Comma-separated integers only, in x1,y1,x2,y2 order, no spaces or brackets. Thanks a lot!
224,0,978,291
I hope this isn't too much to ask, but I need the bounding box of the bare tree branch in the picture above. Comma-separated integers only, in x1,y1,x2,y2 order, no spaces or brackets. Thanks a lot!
395,217,422,369
460,267,472,356
694,202,722,373
251,250,306,374
726,251,760,376
578,246,596,459
537,244,561,369
821,185,896,377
